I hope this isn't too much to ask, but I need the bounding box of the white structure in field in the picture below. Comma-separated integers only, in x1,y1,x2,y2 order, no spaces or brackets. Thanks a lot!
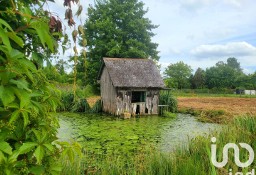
244,90,256,95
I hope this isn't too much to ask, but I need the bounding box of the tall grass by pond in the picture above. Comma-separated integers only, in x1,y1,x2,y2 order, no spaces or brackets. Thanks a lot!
58,93,102,113
61,116,255,175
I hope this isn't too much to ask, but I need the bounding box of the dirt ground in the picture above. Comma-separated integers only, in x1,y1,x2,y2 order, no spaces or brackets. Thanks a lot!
178,97,256,117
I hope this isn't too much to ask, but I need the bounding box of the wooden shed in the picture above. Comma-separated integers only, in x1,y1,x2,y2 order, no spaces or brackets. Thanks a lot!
98,57,165,116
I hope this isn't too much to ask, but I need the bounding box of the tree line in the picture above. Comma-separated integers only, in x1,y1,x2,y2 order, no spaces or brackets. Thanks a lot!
164,57,256,90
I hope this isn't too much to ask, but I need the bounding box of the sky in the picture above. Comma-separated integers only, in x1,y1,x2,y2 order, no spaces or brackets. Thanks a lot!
46,0,256,74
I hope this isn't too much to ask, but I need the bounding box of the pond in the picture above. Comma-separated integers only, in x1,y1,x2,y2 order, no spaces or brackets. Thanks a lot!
57,113,220,155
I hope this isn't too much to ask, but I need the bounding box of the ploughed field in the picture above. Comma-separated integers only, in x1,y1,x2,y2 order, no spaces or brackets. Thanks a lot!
178,97,256,118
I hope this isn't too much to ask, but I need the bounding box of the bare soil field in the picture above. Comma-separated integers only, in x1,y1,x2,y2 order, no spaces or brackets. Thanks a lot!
178,97,256,119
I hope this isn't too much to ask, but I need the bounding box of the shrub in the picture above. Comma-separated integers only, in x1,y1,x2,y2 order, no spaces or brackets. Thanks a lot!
162,111,177,118
71,98,91,112
90,99,102,113
60,92,75,111
210,87,233,94
159,92,178,113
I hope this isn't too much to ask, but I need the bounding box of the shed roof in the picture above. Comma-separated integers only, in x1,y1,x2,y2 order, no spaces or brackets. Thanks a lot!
99,58,165,88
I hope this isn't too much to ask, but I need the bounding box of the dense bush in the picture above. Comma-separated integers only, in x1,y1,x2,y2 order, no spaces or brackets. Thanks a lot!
210,87,234,94
172,88,235,95
159,92,178,113
59,91,102,113
71,98,91,112
60,92,75,111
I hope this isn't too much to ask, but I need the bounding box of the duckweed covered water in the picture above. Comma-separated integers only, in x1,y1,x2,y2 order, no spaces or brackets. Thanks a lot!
57,113,219,154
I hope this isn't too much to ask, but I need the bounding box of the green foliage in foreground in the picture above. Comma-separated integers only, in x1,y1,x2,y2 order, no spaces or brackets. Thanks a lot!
63,116,255,175
0,1,81,174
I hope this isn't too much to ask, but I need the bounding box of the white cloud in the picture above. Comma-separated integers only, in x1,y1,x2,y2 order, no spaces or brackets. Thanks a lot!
190,42,256,59
223,0,242,7
179,0,212,12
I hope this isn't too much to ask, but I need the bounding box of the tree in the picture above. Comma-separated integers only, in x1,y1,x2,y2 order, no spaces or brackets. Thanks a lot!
83,0,159,86
205,61,237,89
250,72,256,89
164,61,193,89
55,59,68,75
192,68,206,89
244,72,256,89
205,58,245,89
227,57,242,73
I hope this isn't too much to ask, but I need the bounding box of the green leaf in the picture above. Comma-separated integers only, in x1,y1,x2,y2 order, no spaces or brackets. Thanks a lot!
0,86,15,106
33,130,41,141
8,150,20,163
0,19,14,32
32,52,43,67
18,58,36,71
13,88,30,108
0,142,12,155
7,102,19,109
0,45,9,57
0,151,6,163
21,111,29,127
7,32,24,47
0,71,16,85
0,27,11,51
10,79,30,91
19,142,37,154
9,110,20,124
19,6,32,23
34,145,44,164
43,143,54,152
9,49,24,59
49,163,62,175
29,166,45,175
30,20,54,52
0,127,10,141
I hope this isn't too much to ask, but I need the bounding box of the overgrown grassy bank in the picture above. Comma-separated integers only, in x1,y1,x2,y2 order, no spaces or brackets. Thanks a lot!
62,116,255,174
56,84,102,113
172,88,256,98
178,107,227,123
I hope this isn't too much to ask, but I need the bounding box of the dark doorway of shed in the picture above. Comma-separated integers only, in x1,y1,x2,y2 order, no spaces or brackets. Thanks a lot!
136,105,140,114
132,91,146,103
145,107,148,114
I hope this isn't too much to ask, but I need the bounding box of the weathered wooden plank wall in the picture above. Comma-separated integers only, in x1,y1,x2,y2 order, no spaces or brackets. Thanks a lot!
100,68,117,114
116,89,159,115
